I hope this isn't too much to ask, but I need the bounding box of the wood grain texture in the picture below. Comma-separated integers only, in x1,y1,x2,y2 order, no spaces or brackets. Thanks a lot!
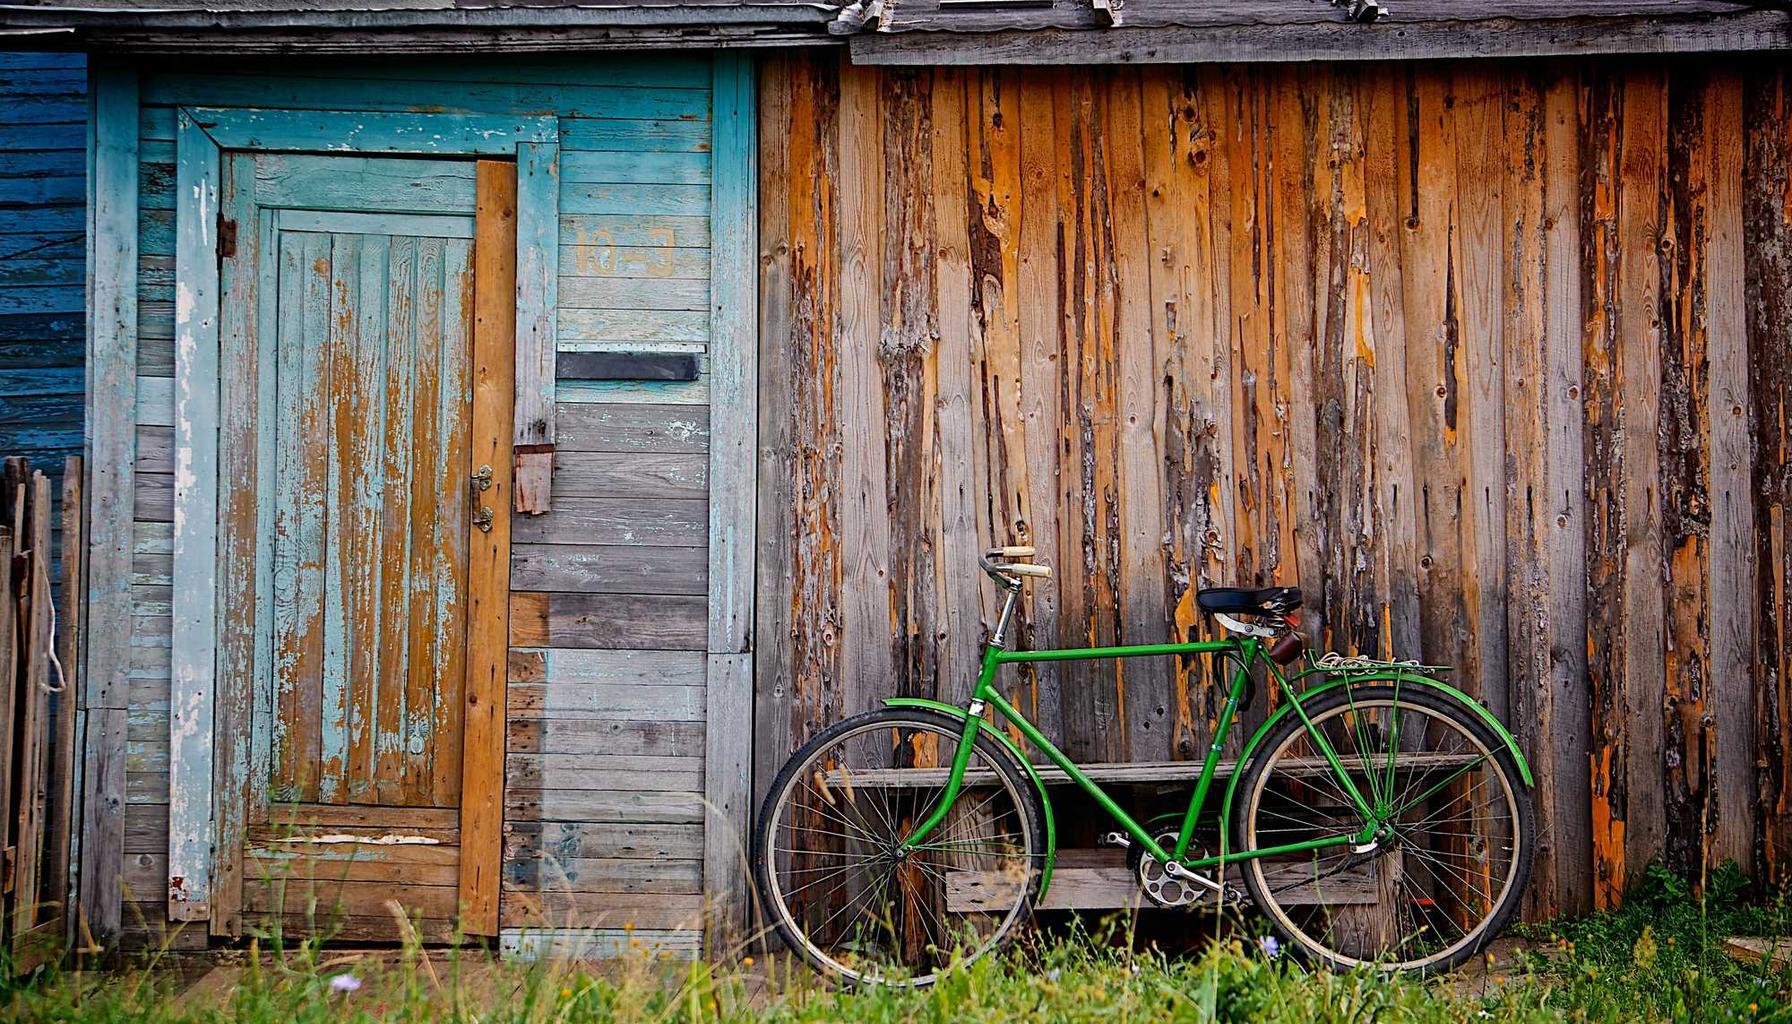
80,60,138,949
461,160,519,936
758,53,1790,917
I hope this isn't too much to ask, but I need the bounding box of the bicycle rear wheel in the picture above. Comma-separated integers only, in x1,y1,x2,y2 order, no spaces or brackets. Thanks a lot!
752,708,1044,986
1234,684,1534,974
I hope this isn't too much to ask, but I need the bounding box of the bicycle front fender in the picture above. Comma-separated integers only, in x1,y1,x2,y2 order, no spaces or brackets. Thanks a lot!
1219,672,1534,840
881,697,1057,899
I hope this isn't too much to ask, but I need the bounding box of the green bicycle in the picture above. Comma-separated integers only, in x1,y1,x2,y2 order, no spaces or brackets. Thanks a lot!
752,546,1535,985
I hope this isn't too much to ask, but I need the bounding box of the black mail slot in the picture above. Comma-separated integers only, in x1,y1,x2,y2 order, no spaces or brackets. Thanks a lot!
558,351,700,382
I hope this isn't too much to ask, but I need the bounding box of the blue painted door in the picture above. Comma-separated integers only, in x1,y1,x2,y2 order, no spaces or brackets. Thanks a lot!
231,154,481,935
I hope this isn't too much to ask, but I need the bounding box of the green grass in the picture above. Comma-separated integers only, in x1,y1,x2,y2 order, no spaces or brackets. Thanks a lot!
5,865,1788,1024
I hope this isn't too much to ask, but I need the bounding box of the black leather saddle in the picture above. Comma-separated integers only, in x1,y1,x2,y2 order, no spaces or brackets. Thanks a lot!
1195,586,1303,617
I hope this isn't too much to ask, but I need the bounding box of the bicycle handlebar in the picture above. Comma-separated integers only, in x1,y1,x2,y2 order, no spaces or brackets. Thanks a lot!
981,545,1053,585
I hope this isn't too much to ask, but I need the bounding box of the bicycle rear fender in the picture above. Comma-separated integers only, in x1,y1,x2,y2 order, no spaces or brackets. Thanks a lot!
1220,671,1534,833
881,697,1057,898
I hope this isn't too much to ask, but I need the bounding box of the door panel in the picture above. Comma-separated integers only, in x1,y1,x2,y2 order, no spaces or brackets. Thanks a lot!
267,225,476,809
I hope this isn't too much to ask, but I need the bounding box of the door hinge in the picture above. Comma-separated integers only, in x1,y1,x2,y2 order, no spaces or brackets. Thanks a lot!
218,216,238,259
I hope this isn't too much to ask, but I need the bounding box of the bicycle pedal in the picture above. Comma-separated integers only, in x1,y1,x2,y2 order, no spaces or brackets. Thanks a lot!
1099,831,1132,849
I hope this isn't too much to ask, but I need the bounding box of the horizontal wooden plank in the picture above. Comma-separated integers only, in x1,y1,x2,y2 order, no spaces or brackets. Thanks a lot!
946,862,1379,912
511,543,708,594
555,403,709,453
560,117,711,152
255,153,477,214
500,927,700,960
510,495,706,546
507,682,706,721
560,182,709,217
500,891,703,932
134,472,172,522
560,245,710,281
242,913,461,944
506,717,706,756
507,856,701,895
508,591,707,650
264,804,458,830
555,380,709,407
507,754,704,791
247,844,460,886
552,450,706,499
558,308,711,345
562,150,710,185
505,789,705,825
562,213,709,249
558,276,708,311
141,76,707,121
507,647,707,685
244,877,459,917
504,820,705,862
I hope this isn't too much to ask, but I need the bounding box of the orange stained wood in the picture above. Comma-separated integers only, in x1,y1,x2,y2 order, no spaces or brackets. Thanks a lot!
460,159,519,936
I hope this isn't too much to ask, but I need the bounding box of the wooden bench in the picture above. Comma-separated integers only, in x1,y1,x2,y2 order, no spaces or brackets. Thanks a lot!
837,755,1477,912
947,849,1381,912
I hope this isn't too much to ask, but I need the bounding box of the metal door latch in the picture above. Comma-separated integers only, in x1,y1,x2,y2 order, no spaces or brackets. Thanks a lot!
471,464,494,492
473,506,495,533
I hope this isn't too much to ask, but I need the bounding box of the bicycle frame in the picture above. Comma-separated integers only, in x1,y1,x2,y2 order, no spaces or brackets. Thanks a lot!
900,585,1383,872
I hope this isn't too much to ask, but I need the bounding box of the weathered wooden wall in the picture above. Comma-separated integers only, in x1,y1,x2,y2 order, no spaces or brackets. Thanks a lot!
754,52,1792,921
0,53,84,484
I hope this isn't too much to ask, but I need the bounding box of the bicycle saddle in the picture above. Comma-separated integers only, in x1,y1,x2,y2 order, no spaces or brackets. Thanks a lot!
1195,586,1302,616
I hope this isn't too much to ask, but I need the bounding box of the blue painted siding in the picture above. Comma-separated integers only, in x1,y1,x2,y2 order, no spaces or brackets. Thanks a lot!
0,52,86,473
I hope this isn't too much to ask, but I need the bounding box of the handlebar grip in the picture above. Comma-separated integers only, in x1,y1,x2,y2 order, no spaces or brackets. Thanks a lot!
988,545,1036,559
1004,563,1052,578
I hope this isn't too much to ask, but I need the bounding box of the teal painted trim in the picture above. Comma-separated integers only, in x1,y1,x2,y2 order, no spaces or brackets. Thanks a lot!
702,52,756,941
145,76,706,122
705,50,755,657
882,697,1058,899
1216,670,1535,853
168,106,222,923
79,58,138,949
275,208,474,239
516,141,560,446
188,106,557,155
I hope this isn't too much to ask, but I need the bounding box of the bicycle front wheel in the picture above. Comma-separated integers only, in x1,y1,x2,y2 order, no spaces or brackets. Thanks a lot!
1235,684,1534,974
752,708,1044,986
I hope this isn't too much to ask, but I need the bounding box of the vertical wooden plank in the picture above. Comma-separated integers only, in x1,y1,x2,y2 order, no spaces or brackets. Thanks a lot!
929,68,985,705
1360,65,1422,683
1615,70,1668,890
709,52,759,659
427,236,475,810
513,140,559,512
880,66,941,709
0,527,15,930
79,61,137,948
1452,67,1510,717
752,53,797,803
1703,69,1756,874
1742,66,1792,884
837,59,894,720
49,458,85,935
705,51,757,945
1583,67,1629,909
1661,70,1715,877
460,159,518,937
376,235,418,808
1541,69,1593,916
1106,70,1171,761
704,652,752,949
1502,67,1553,916
167,108,221,922
13,474,55,942
1015,69,1064,746
209,152,262,936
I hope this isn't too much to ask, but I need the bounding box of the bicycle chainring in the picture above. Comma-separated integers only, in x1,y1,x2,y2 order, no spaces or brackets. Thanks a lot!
1134,832,1217,909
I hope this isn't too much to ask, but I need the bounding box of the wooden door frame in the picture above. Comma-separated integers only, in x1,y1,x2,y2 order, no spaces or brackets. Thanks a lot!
169,116,548,935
